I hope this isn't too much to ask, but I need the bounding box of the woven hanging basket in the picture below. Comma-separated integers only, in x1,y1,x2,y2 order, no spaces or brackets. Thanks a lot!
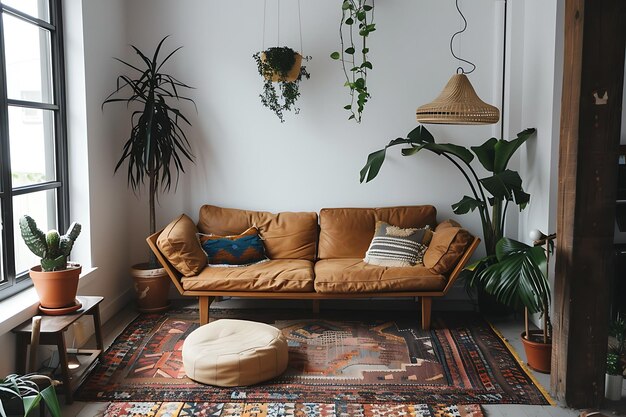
416,73,500,125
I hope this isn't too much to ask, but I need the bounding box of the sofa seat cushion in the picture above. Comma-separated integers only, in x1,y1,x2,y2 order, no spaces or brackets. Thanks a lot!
314,258,447,293
181,260,314,292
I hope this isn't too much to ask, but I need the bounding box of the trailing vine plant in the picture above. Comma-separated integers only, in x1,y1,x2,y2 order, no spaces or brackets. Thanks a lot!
253,46,311,123
330,0,375,123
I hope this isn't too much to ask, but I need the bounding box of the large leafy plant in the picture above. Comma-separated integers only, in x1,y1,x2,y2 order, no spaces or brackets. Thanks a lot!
103,36,195,265
330,0,375,123
361,125,537,298
0,374,61,417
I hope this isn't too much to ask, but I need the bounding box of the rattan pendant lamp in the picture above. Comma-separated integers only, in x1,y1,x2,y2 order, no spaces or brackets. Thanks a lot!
415,0,499,125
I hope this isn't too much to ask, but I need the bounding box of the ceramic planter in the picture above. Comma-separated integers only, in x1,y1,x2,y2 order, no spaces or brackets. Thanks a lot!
521,330,552,373
131,263,170,312
29,263,81,309
261,52,302,82
605,373,623,401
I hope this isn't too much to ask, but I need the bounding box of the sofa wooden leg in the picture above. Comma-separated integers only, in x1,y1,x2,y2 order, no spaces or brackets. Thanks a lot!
312,299,320,314
199,296,214,325
421,297,432,330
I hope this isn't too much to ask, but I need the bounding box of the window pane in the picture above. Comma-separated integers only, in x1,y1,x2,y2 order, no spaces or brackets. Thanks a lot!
2,0,50,23
13,190,57,275
9,106,55,187
3,13,53,103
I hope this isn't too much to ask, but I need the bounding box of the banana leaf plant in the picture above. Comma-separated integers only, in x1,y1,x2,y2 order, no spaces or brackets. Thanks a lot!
360,125,537,294
102,36,196,267
0,374,61,417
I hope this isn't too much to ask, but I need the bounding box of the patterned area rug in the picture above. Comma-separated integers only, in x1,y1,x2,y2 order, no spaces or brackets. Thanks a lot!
77,306,550,405
103,401,484,417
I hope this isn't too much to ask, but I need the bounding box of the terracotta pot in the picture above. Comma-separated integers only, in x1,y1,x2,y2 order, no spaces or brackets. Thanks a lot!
29,263,81,309
261,52,302,82
131,263,170,312
521,330,552,373
605,373,623,401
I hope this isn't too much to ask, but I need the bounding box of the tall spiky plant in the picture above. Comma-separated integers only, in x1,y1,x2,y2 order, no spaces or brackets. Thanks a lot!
103,36,196,266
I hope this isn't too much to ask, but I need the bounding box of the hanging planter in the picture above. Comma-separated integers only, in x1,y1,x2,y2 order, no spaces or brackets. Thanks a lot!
253,46,311,123
330,0,376,123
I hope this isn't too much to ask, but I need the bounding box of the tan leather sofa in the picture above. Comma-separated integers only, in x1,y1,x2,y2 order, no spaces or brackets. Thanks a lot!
147,205,480,330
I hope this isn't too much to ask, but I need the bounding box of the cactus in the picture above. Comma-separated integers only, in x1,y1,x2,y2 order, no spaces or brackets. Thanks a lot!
19,215,82,271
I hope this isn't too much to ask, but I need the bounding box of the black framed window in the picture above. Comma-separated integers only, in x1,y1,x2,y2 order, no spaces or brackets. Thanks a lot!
0,0,69,300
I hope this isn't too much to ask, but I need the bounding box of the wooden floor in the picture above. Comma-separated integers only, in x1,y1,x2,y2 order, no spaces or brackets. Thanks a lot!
59,299,625,417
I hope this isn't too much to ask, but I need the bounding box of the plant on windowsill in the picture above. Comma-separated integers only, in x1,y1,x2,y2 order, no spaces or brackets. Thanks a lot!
253,47,311,123
19,215,82,312
0,373,61,417
330,0,375,123
605,314,626,401
102,36,196,312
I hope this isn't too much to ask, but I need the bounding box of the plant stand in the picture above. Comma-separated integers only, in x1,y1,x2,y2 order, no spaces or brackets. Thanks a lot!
12,296,104,404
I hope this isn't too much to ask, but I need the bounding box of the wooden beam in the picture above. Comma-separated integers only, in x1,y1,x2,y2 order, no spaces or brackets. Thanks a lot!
553,0,626,408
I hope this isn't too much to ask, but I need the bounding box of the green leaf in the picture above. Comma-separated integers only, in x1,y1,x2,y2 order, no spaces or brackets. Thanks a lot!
343,105,352,110
345,47,355,55
360,149,386,183
493,128,536,173
470,137,498,173
452,195,484,214
363,4,373,11
22,395,41,417
354,78,366,89
345,17,354,25
342,1,351,10
422,143,474,164
406,125,434,143
362,47,369,54
480,169,523,200
356,10,366,20
361,61,373,69
330,52,341,60
40,385,62,417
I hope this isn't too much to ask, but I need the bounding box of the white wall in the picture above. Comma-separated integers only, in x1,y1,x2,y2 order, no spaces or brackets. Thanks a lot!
123,0,505,268
67,0,133,321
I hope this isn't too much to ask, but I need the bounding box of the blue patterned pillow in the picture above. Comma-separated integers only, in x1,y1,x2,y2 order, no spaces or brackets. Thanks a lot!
198,227,268,267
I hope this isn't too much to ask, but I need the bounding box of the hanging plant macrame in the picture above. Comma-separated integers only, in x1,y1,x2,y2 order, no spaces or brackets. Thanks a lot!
331,0,375,123
254,0,311,123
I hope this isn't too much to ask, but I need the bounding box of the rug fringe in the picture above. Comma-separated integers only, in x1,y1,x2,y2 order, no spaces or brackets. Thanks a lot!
486,320,557,406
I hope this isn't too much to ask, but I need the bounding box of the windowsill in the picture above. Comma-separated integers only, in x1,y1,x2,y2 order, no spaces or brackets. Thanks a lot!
0,267,97,335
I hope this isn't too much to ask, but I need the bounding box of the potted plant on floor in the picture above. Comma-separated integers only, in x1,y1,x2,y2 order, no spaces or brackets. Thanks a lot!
606,314,625,400
360,125,536,313
19,215,82,312
0,373,61,417
102,36,196,312
253,46,311,123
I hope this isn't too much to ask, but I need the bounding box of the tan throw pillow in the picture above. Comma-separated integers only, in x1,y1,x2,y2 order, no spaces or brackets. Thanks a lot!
423,222,473,274
363,221,433,267
157,214,207,276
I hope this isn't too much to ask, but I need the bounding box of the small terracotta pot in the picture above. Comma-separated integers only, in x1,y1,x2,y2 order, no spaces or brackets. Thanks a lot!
131,263,170,312
29,263,81,309
521,330,552,373
261,52,302,82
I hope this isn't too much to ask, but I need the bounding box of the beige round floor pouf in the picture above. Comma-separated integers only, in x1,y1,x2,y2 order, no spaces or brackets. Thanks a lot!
182,319,289,387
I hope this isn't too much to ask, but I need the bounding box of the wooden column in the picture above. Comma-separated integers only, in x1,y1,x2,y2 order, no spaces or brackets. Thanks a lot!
552,0,626,408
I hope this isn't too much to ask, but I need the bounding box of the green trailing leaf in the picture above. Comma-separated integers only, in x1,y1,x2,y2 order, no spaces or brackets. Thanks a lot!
359,149,386,183
330,52,340,60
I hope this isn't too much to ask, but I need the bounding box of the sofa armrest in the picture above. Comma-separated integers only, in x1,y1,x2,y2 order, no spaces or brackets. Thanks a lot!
146,231,186,295
440,236,481,294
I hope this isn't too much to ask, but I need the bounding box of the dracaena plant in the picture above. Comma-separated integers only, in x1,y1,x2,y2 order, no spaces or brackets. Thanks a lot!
102,36,196,266
360,125,537,292
0,373,61,417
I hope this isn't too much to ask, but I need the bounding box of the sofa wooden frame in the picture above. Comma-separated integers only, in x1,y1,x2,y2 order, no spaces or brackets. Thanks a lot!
147,232,481,330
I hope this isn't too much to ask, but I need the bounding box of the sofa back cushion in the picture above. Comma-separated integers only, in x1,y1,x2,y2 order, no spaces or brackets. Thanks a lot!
197,205,318,261
318,206,437,259
423,221,474,274
157,214,207,277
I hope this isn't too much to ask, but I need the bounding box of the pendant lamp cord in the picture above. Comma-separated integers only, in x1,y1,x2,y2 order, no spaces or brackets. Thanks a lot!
500,0,508,139
449,0,476,75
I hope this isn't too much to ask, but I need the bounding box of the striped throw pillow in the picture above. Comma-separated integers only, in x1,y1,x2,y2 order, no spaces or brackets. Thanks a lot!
363,221,432,267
